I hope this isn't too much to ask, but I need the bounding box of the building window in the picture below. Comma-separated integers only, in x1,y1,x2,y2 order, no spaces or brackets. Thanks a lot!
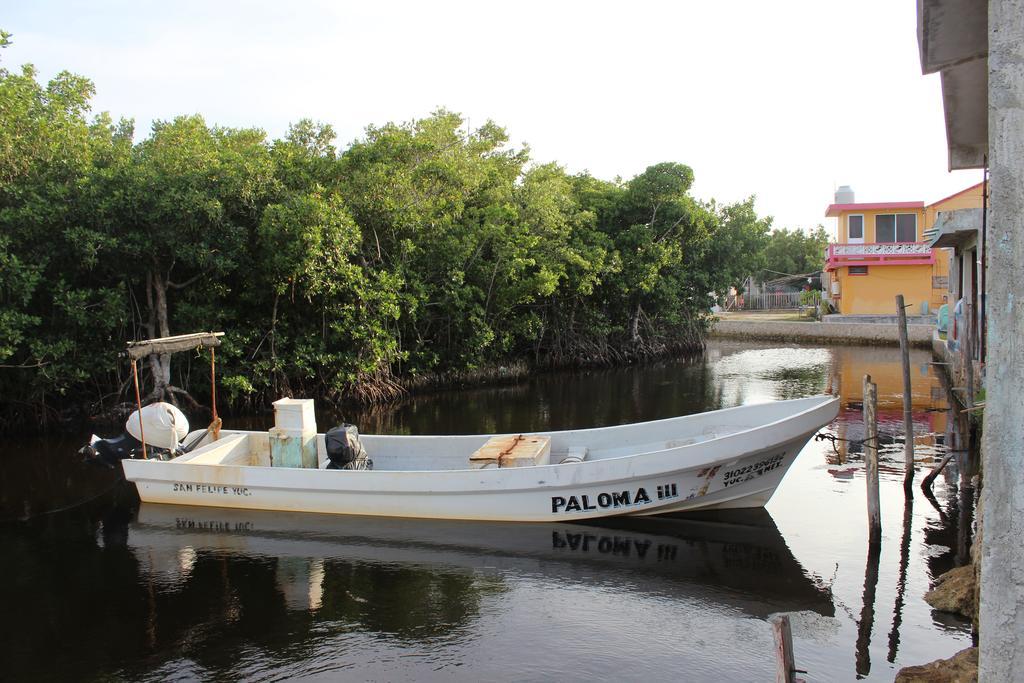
848,215,864,241
875,214,917,243
849,266,869,275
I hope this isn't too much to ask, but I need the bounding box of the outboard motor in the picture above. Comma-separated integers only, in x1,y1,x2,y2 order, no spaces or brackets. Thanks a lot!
325,424,372,470
80,402,190,468
81,431,146,467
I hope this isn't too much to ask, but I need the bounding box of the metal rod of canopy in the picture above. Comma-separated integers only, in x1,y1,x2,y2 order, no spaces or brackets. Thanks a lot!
131,358,147,460
210,346,221,441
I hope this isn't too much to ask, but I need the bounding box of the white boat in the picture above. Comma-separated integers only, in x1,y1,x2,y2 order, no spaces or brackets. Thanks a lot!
122,395,838,522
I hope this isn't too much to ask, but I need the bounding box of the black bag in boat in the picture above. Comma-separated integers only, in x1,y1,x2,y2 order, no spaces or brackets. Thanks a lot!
325,424,372,470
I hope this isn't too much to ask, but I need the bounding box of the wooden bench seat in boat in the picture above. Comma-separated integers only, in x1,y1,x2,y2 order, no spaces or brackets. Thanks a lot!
469,435,551,468
186,434,254,466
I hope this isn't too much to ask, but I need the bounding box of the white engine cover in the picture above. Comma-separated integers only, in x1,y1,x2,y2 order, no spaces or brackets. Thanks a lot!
126,402,190,450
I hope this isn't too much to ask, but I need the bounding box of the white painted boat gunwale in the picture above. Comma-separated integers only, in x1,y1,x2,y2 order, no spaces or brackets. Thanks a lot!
135,400,827,477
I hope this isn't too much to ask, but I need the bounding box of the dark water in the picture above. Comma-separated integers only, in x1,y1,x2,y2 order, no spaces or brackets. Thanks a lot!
0,340,975,681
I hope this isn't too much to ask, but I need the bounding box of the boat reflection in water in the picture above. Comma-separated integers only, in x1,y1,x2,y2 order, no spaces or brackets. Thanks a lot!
132,503,834,623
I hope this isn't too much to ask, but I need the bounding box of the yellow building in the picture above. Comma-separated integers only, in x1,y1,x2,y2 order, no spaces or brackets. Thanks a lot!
822,183,983,315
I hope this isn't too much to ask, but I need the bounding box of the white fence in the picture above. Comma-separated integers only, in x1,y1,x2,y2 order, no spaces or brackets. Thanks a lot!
725,290,820,311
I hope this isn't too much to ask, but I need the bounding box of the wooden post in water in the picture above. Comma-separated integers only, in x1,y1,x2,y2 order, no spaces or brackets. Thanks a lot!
895,295,915,496
771,614,800,683
863,374,881,545
921,452,955,492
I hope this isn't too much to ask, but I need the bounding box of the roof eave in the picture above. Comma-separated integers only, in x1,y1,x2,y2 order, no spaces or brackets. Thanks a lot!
918,0,988,170
825,201,926,218
927,208,983,248
918,0,987,74
941,61,988,170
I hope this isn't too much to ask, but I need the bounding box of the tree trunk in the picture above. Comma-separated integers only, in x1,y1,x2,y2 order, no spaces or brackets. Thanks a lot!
270,292,280,395
628,299,643,344
144,267,173,402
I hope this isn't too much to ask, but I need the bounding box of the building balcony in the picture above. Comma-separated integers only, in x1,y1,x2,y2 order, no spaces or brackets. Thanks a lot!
824,242,935,271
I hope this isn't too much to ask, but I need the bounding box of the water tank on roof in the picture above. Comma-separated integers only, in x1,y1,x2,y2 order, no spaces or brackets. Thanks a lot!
835,185,855,204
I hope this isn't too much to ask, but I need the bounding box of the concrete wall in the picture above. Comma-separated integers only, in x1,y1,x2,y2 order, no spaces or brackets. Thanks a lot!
710,319,933,347
932,334,982,394
979,0,1024,677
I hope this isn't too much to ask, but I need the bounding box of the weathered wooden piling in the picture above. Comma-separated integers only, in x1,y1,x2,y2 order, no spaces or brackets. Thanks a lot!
863,374,881,545
921,452,955,493
771,614,801,683
896,295,915,495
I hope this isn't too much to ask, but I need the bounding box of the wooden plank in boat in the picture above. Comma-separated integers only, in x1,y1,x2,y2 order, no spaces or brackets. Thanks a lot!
469,435,551,469
188,434,251,465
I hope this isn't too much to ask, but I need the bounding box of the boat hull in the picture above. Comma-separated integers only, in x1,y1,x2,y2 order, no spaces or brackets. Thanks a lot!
122,397,838,522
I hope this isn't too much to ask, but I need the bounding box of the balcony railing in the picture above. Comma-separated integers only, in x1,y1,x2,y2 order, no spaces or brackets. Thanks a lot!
825,242,935,270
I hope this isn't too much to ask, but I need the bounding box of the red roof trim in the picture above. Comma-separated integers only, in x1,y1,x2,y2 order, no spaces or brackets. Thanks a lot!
927,181,985,209
825,201,925,217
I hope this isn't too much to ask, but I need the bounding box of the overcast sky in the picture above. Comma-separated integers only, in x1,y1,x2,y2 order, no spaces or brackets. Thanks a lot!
4,0,983,235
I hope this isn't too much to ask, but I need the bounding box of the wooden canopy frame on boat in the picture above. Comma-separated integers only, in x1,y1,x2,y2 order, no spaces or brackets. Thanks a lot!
126,331,224,360
126,332,225,459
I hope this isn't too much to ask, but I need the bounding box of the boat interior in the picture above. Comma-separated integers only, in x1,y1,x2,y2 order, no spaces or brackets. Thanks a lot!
168,396,829,472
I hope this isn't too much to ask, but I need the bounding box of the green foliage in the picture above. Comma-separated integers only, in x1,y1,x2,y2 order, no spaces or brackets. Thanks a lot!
0,59,128,422
221,374,256,402
337,110,578,371
0,55,787,431
0,233,42,361
596,163,709,343
761,226,830,279
799,289,821,307
696,197,772,295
